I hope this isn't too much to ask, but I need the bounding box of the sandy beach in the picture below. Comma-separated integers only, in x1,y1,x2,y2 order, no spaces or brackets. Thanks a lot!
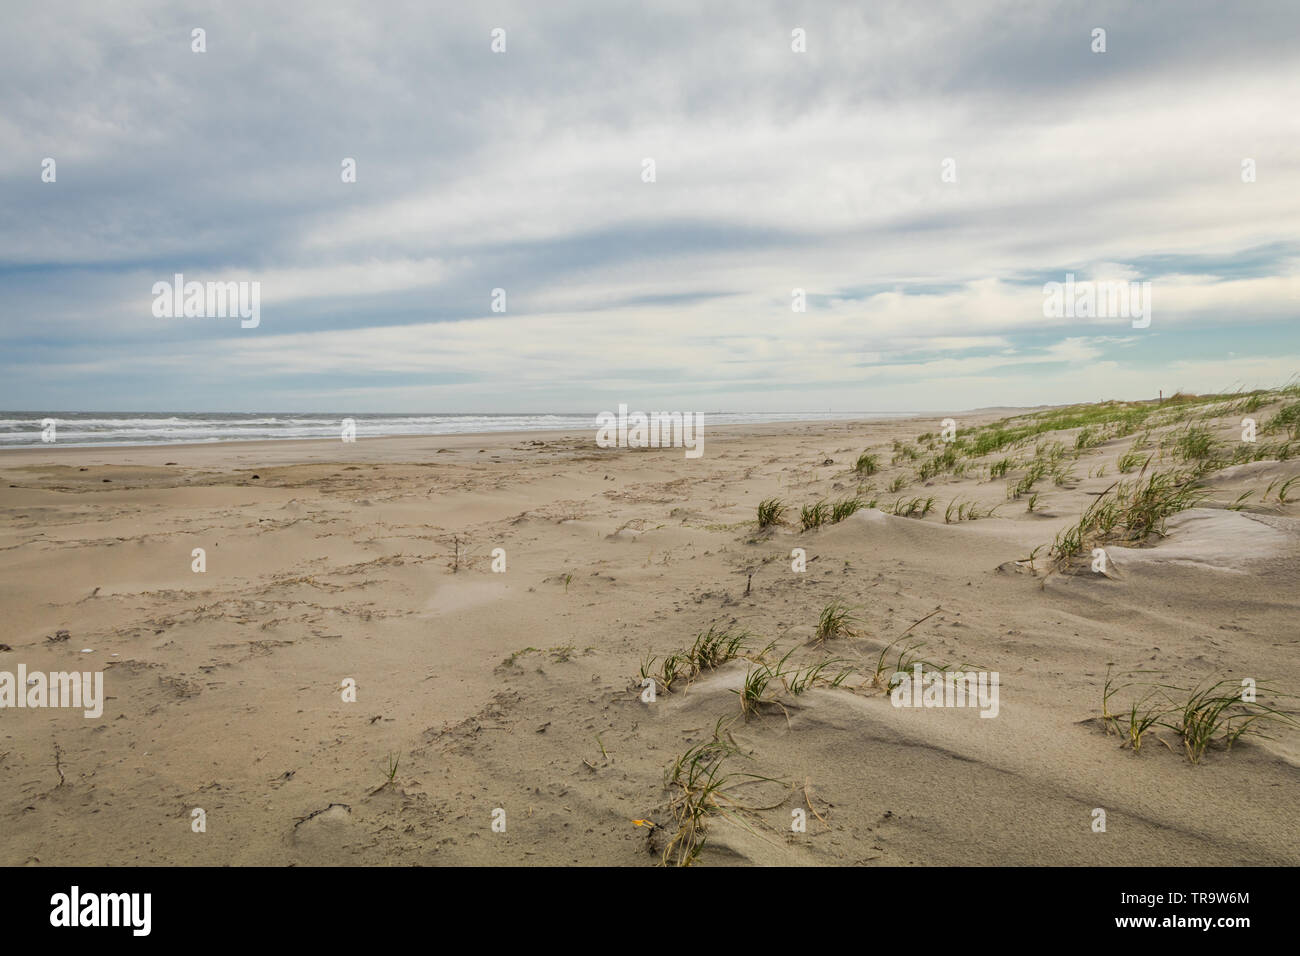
1,398,1298,866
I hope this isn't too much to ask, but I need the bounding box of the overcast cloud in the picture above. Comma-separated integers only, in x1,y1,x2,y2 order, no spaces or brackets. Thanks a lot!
2,0,1297,412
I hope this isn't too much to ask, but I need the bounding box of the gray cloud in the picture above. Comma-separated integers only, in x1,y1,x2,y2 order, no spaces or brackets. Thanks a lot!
1,0,1297,410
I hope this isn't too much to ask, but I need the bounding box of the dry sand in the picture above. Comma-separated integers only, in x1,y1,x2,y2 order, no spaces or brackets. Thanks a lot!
1,409,1297,866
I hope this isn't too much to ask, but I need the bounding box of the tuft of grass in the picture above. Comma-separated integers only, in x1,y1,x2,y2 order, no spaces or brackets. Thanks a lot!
1075,427,1104,451
661,725,738,865
987,460,1019,481
1051,462,1077,487
643,625,750,695
1169,679,1296,764
891,441,920,464
1017,543,1044,574
868,637,948,691
1098,668,1297,764
659,652,690,693
887,474,910,493
830,497,864,522
661,719,784,866
784,658,851,695
734,649,795,718
1007,460,1048,499
1122,696,1170,754
800,500,830,531
814,601,859,643
891,496,935,518
1171,426,1221,473
1117,450,1151,474
1049,470,1207,569
917,445,959,481
757,497,786,529
385,751,401,783
854,452,880,476
1264,401,1300,439
688,625,749,671
945,498,1000,522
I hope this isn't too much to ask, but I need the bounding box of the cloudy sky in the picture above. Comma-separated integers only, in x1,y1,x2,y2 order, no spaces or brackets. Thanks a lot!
2,0,1298,413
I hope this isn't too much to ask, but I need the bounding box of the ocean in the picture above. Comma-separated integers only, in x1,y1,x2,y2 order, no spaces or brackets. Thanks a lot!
0,411,915,447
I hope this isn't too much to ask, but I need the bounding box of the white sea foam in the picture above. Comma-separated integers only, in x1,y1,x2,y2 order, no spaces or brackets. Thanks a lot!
0,411,913,447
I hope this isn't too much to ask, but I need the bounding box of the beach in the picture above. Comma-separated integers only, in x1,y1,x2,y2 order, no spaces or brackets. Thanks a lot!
2,402,1298,866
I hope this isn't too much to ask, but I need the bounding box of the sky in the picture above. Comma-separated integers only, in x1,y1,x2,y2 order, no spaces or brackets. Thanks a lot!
2,0,1298,413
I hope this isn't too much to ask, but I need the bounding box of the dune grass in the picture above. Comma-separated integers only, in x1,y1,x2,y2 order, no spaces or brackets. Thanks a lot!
800,500,830,531
1050,470,1207,569
640,625,749,694
756,497,786,529
1171,679,1296,764
814,600,859,643
1099,668,1297,763
661,719,786,866
890,496,935,518
1117,449,1151,473
830,496,865,522
868,637,949,691
854,452,880,475
734,648,796,718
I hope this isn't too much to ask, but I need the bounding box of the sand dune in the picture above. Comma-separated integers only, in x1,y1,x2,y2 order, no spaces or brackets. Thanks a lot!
1,401,1297,866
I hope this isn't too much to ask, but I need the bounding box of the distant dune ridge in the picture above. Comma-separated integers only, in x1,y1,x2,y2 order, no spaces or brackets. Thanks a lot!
0,387,1297,866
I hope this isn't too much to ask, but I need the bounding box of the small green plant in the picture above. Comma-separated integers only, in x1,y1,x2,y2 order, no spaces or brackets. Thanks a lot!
661,720,783,866
1123,695,1169,754
1172,426,1219,472
1007,460,1048,499
1098,668,1297,764
385,751,401,783
1075,427,1103,451
1051,462,1077,486
785,658,850,695
800,500,830,531
891,441,920,464
887,474,910,493
918,445,959,481
854,452,880,476
757,497,786,529
1170,679,1296,764
814,601,859,643
1265,400,1300,438
1117,450,1150,474
688,625,749,670
868,637,947,691
641,626,750,696
1017,544,1044,574
1049,471,1206,569
639,651,659,685
734,649,795,718
662,728,738,865
830,497,864,522
659,652,689,692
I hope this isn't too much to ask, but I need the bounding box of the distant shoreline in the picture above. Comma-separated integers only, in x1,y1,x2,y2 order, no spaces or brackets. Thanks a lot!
0,410,952,451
